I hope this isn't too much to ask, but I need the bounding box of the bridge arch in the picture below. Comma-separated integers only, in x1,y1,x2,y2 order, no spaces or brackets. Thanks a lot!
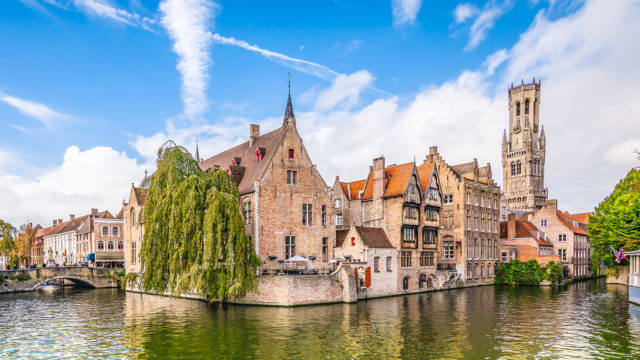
34,276,98,289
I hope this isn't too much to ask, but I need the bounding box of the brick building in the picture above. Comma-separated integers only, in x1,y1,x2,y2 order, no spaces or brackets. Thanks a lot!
335,155,443,293
499,213,559,265
425,146,501,285
123,171,149,274
200,93,335,273
32,225,51,266
524,200,591,277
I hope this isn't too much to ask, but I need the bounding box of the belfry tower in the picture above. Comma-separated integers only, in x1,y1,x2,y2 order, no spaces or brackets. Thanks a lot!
502,79,547,211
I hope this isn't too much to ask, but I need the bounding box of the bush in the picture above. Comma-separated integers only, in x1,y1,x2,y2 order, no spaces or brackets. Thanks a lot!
8,274,31,281
495,259,563,286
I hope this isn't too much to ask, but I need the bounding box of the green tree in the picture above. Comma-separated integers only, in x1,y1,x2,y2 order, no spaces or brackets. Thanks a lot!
139,141,260,302
588,169,640,268
13,223,37,267
0,219,16,267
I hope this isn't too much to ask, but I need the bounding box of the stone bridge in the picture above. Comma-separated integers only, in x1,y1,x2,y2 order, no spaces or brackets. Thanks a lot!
0,267,121,294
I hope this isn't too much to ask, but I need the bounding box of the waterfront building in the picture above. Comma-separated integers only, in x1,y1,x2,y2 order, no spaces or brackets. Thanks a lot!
43,215,89,266
92,209,125,267
502,80,548,211
334,226,397,297
521,200,591,277
32,224,50,266
424,146,501,285
123,171,150,274
628,250,640,305
199,92,336,273
499,213,559,265
335,155,443,293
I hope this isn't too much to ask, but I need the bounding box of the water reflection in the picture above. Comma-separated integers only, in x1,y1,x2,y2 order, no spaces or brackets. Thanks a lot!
1,279,640,359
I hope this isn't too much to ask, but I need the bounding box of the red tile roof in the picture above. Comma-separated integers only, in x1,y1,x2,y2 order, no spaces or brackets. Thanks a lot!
500,219,554,247
416,162,435,192
340,179,367,200
355,226,394,248
361,162,414,200
563,211,592,224
556,211,588,235
199,126,286,194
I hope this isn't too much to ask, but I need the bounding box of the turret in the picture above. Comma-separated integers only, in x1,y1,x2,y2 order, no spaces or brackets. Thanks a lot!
283,73,296,127
539,125,546,150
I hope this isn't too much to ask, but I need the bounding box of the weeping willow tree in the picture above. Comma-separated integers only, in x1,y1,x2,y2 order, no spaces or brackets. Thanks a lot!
140,141,260,301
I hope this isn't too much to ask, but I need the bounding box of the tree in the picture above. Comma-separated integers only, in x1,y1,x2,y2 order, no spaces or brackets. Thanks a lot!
0,219,16,267
13,223,37,267
139,141,260,302
588,169,640,268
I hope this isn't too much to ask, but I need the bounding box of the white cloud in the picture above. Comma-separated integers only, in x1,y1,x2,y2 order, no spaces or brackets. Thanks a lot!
605,139,640,168
0,146,144,226
454,3,477,24
452,1,514,50
73,0,156,30
0,94,72,127
346,40,363,53
392,0,423,26
160,0,217,121
314,70,375,111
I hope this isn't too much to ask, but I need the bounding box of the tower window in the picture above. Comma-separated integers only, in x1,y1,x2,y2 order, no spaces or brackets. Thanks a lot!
525,99,530,114
511,162,516,176
516,161,522,175
516,102,521,116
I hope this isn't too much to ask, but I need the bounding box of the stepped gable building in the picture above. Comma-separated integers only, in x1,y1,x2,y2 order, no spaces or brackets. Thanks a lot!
502,79,548,211
334,155,443,293
499,213,559,265
425,146,501,285
123,170,150,274
523,200,591,277
199,92,335,273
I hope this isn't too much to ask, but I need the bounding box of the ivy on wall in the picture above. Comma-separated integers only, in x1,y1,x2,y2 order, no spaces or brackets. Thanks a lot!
494,259,563,285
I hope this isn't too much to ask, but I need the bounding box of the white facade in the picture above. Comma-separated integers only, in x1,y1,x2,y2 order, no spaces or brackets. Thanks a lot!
44,230,77,266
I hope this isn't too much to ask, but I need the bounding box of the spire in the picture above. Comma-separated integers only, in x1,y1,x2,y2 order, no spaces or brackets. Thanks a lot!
195,136,201,164
540,125,545,139
283,72,295,126
502,129,507,144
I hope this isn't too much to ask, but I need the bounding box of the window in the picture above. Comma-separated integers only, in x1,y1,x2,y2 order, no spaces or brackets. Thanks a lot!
444,241,454,259
444,210,453,228
487,213,491,231
117,241,124,250
443,193,453,204
336,214,343,226
131,242,136,264
351,237,355,246
322,205,326,226
98,241,104,251
467,264,472,279
243,202,252,224
428,188,438,200
285,236,295,259
386,256,392,271
494,239,498,260
256,148,263,162
102,226,109,236
466,238,471,259
302,203,312,226
480,212,485,230
402,227,417,243
404,206,418,220
288,149,294,159
511,162,516,176
474,211,478,230
525,98,530,114
494,199,497,208
474,194,478,206
409,185,417,202
473,238,479,259
131,209,136,227
516,102,521,116
107,241,115,250
425,208,438,222
558,234,567,242
286,170,297,185
466,210,471,229
374,256,380,272
420,251,434,266
466,192,471,204
401,250,412,267
481,196,484,207
334,199,341,208
322,237,328,262
423,228,437,244
481,265,485,278
541,219,547,227
481,238,485,259
493,216,497,232
558,249,567,261
516,161,522,175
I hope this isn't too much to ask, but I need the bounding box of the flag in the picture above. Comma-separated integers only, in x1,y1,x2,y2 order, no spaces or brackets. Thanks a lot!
611,247,629,264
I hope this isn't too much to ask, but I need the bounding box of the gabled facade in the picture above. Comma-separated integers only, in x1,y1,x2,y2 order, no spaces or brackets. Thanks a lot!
338,155,443,293
527,200,591,277
123,178,148,274
425,146,501,285
199,94,335,273
499,213,559,265
92,209,124,267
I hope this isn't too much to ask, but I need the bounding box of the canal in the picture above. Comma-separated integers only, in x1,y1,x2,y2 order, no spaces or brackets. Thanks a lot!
1,279,640,359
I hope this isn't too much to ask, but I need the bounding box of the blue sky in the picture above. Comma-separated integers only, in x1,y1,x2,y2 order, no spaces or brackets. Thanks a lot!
1,0,639,225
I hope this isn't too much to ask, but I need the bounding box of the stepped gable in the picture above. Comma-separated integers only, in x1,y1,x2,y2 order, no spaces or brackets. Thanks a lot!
199,126,286,194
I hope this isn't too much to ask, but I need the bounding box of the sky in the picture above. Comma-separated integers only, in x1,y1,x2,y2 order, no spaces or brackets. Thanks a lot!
1,0,639,226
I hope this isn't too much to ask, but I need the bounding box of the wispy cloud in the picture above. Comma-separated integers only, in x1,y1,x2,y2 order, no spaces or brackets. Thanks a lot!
211,33,339,81
452,1,514,51
160,0,217,121
73,0,156,30
0,94,72,127
392,0,423,26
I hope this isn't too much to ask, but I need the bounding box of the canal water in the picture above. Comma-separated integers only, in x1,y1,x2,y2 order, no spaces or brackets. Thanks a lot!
1,279,640,359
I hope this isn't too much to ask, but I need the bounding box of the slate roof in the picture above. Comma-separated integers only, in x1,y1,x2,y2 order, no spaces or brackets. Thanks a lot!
199,126,286,194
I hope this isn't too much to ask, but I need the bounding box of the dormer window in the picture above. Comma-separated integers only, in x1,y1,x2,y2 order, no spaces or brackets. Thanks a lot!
256,149,263,162
288,149,294,159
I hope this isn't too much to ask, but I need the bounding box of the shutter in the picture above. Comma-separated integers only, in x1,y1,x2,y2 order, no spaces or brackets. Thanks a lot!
365,267,371,287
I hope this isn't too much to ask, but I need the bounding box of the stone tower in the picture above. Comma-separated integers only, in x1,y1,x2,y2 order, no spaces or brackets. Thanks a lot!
502,79,548,211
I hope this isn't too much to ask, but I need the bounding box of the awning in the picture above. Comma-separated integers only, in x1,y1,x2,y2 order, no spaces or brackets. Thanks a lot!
285,255,308,262
86,253,95,261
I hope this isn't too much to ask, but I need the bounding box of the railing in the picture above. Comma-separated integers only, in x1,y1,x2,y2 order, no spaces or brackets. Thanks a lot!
437,263,456,271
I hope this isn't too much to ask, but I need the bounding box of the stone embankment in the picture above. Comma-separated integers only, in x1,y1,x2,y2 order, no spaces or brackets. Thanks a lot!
1,267,120,294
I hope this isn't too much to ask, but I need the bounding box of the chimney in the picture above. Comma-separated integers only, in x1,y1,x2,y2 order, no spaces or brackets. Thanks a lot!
91,208,98,216
249,124,260,147
546,199,557,211
58,219,63,225
372,156,385,200
69,214,75,221
507,213,516,240
429,146,437,155
53,219,58,226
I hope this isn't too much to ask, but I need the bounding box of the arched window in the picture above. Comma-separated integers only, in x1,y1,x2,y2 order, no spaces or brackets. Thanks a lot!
107,241,115,250
402,277,409,291
510,162,516,176
117,241,124,250
102,226,109,236
97,241,104,250
112,227,119,236
516,161,522,175
516,102,521,116
131,209,136,227
525,98,530,114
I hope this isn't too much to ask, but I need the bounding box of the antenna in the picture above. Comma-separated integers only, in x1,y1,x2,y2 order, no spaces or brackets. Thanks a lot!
287,72,291,94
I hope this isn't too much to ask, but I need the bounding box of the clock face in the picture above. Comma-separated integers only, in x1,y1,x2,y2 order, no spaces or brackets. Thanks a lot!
533,124,538,132
513,125,521,134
